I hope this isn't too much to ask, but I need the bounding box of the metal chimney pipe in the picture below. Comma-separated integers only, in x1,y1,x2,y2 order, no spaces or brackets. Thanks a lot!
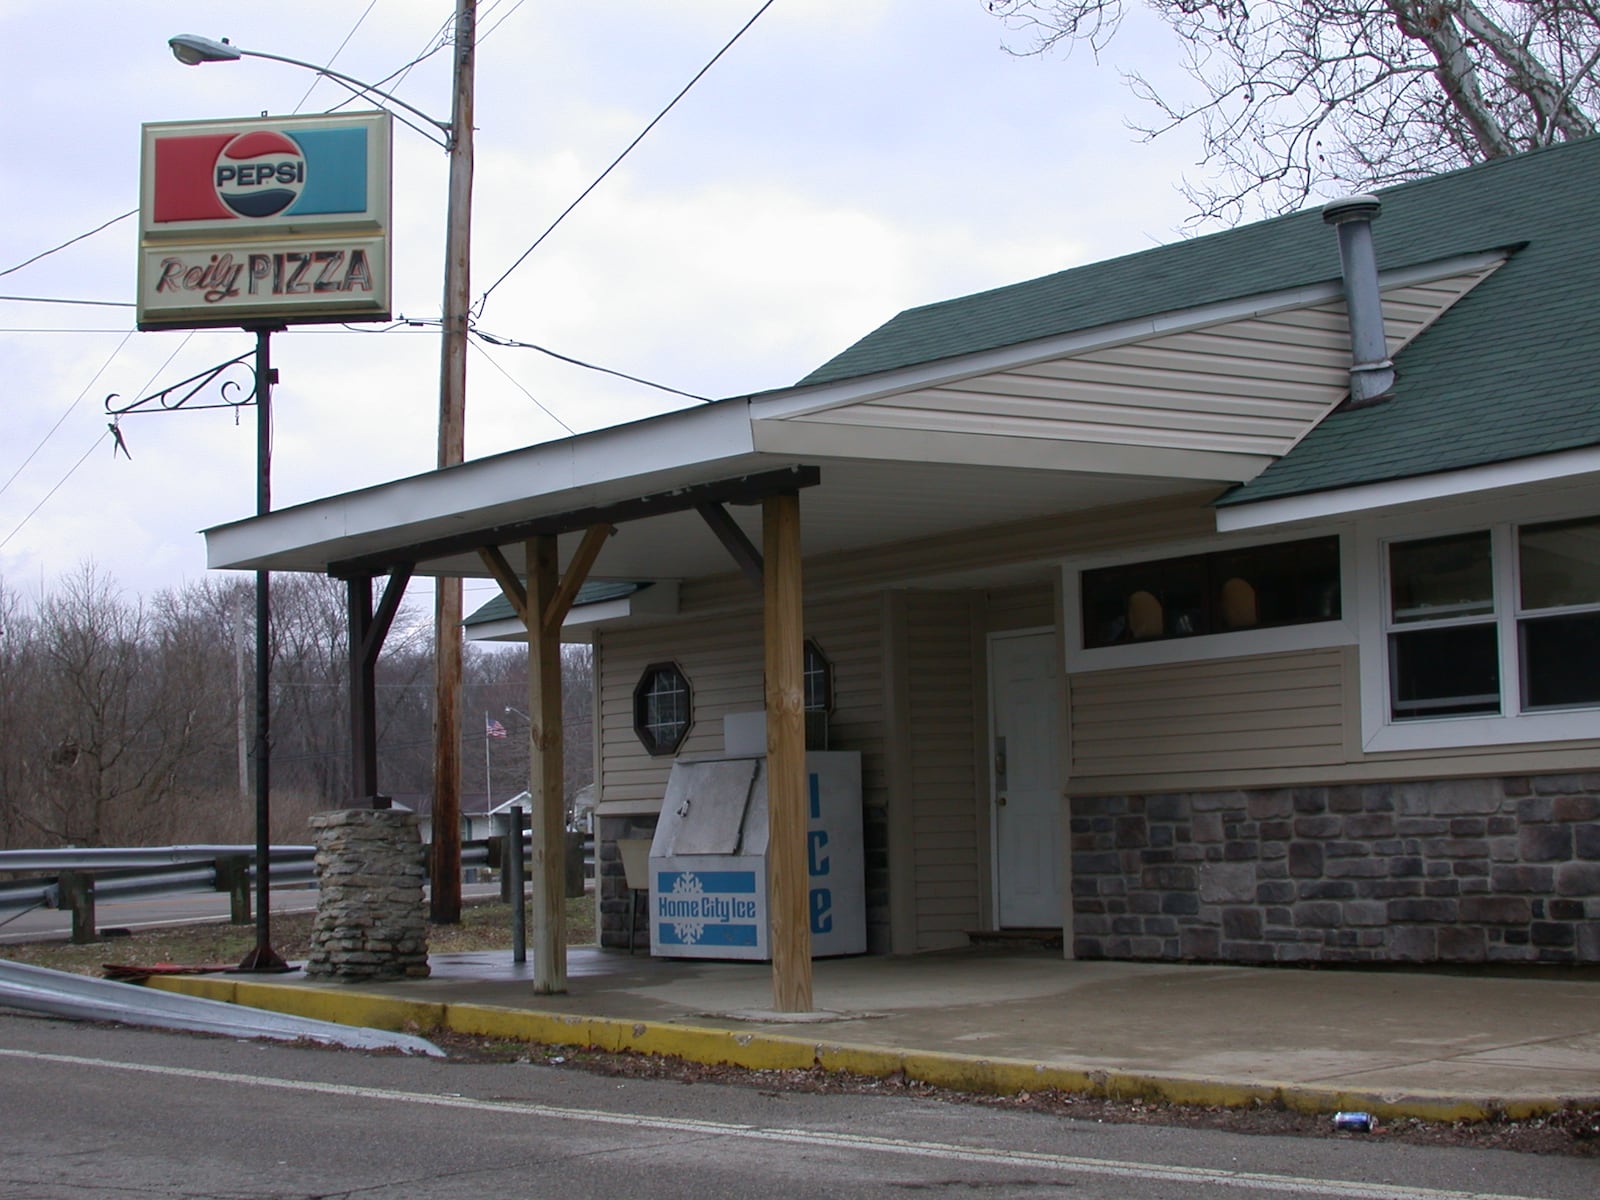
1322,195,1395,407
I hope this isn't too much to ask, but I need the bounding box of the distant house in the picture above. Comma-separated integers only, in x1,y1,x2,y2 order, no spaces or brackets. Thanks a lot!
211,137,1600,968
391,791,496,847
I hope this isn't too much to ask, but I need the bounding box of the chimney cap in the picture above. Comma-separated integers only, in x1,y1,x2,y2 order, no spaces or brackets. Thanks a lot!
1323,194,1381,225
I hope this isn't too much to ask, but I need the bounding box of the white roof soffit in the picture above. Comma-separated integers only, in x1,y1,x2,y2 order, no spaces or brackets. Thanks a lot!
205,401,764,573
1215,447,1600,532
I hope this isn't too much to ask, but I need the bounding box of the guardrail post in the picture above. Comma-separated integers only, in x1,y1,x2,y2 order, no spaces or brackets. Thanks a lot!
58,871,95,944
215,855,253,925
564,830,586,899
485,834,508,901
508,805,526,965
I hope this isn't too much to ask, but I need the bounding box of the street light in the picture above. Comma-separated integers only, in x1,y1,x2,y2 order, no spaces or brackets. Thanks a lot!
170,5,479,934
168,35,453,145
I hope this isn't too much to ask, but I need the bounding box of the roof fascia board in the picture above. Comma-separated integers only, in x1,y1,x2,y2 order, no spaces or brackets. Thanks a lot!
1215,446,1600,532
754,250,1511,423
751,417,1272,483
205,400,756,571
325,467,817,578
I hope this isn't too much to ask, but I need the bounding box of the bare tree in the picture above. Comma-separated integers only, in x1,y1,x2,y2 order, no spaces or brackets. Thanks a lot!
15,565,235,846
0,580,41,848
988,0,1600,221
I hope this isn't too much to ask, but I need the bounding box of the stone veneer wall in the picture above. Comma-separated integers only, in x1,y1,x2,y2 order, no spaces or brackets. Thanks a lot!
597,815,657,952
306,809,430,979
1070,774,1600,964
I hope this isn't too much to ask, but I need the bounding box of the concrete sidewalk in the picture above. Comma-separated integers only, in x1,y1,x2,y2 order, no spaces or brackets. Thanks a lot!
148,946,1600,1122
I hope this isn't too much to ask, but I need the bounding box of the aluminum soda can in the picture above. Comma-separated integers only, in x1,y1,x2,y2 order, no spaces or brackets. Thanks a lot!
1332,1111,1373,1132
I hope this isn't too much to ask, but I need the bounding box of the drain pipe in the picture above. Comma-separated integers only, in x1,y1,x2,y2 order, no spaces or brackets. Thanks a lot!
1322,195,1395,407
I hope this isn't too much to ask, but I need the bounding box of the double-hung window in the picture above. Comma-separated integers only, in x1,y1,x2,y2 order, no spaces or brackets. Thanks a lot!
1512,517,1600,710
1378,515,1600,736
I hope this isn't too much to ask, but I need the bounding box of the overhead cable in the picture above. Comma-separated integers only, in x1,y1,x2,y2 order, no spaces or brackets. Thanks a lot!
470,326,710,403
0,431,111,554
0,210,136,280
474,0,778,316
291,0,381,113
465,337,576,435
0,295,136,308
0,333,133,502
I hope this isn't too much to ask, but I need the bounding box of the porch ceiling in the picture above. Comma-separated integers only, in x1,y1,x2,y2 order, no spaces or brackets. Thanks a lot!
206,429,1195,585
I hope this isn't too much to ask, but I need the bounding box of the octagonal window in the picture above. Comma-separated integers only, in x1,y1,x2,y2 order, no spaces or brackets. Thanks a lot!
633,662,692,756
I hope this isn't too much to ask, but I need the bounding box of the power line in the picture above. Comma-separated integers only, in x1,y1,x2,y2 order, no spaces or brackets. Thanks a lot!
0,210,136,280
470,326,710,403
0,430,111,554
474,0,778,316
479,0,529,43
320,7,456,121
0,333,133,502
0,295,136,308
291,0,381,114
465,337,576,436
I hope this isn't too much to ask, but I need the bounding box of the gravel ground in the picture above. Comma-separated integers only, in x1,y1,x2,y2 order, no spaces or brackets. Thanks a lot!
429,1030,1600,1159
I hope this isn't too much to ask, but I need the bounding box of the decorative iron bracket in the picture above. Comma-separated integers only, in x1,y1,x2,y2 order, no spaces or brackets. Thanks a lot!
105,350,262,419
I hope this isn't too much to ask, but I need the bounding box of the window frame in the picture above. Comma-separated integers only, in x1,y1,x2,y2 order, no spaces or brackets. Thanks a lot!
1064,529,1357,674
1358,505,1600,752
632,661,693,757
802,638,834,714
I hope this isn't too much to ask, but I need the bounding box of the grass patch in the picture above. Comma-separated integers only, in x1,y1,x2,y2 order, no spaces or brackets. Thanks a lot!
2,893,596,976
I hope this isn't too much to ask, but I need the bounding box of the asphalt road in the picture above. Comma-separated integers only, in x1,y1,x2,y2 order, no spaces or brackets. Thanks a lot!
1,1013,1594,1200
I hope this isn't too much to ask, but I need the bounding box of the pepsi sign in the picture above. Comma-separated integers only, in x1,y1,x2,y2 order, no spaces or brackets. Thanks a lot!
138,111,391,330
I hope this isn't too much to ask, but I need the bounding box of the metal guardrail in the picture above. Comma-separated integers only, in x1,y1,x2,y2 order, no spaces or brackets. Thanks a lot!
0,834,591,943
0,845,315,872
0,848,318,943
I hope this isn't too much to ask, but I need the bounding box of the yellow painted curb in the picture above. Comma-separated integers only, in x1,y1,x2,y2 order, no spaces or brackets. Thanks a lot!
144,976,1596,1124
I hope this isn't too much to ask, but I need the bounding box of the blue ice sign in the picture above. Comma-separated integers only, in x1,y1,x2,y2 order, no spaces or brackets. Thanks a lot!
655,870,761,947
808,772,833,935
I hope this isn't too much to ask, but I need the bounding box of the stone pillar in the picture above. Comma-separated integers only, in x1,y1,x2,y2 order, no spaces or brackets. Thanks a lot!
306,809,430,980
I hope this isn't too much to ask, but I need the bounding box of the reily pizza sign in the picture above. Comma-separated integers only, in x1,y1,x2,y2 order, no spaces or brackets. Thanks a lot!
137,111,392,330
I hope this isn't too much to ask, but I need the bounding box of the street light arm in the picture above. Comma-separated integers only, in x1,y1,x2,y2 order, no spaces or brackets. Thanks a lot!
168,34,454,147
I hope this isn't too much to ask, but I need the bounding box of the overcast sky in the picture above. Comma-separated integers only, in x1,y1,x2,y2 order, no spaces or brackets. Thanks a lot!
2,0,1210,610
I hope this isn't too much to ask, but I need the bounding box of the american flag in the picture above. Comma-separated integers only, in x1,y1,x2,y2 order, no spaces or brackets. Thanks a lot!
486,717,508,739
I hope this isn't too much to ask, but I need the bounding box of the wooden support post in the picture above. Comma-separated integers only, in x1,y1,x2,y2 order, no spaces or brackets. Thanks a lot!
763,491,812,1012
347,577,378,804
347,570,412,806
526,536,567,993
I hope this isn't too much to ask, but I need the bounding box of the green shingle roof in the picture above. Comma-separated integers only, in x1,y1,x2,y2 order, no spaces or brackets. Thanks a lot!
463,581,651,628
798,137,1600,507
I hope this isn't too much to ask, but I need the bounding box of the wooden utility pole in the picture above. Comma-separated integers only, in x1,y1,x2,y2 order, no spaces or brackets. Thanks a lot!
763,491,812,1011
430,0,476,924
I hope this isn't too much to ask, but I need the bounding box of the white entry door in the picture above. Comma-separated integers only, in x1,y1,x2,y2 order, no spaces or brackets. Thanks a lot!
991,631,1065,928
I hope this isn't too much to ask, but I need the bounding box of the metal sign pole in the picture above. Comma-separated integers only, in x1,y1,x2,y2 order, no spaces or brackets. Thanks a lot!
237,325,287,972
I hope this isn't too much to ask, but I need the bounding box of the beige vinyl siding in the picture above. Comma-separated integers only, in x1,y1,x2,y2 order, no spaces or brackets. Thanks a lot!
902,592,982,951
984,583,1055,632
596,597,886,813
1070,648,1347,791
785,266,1500,461
1070,645,1600,794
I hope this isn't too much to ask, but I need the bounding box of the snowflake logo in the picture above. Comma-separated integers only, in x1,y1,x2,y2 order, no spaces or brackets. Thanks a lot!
667,872,706,945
